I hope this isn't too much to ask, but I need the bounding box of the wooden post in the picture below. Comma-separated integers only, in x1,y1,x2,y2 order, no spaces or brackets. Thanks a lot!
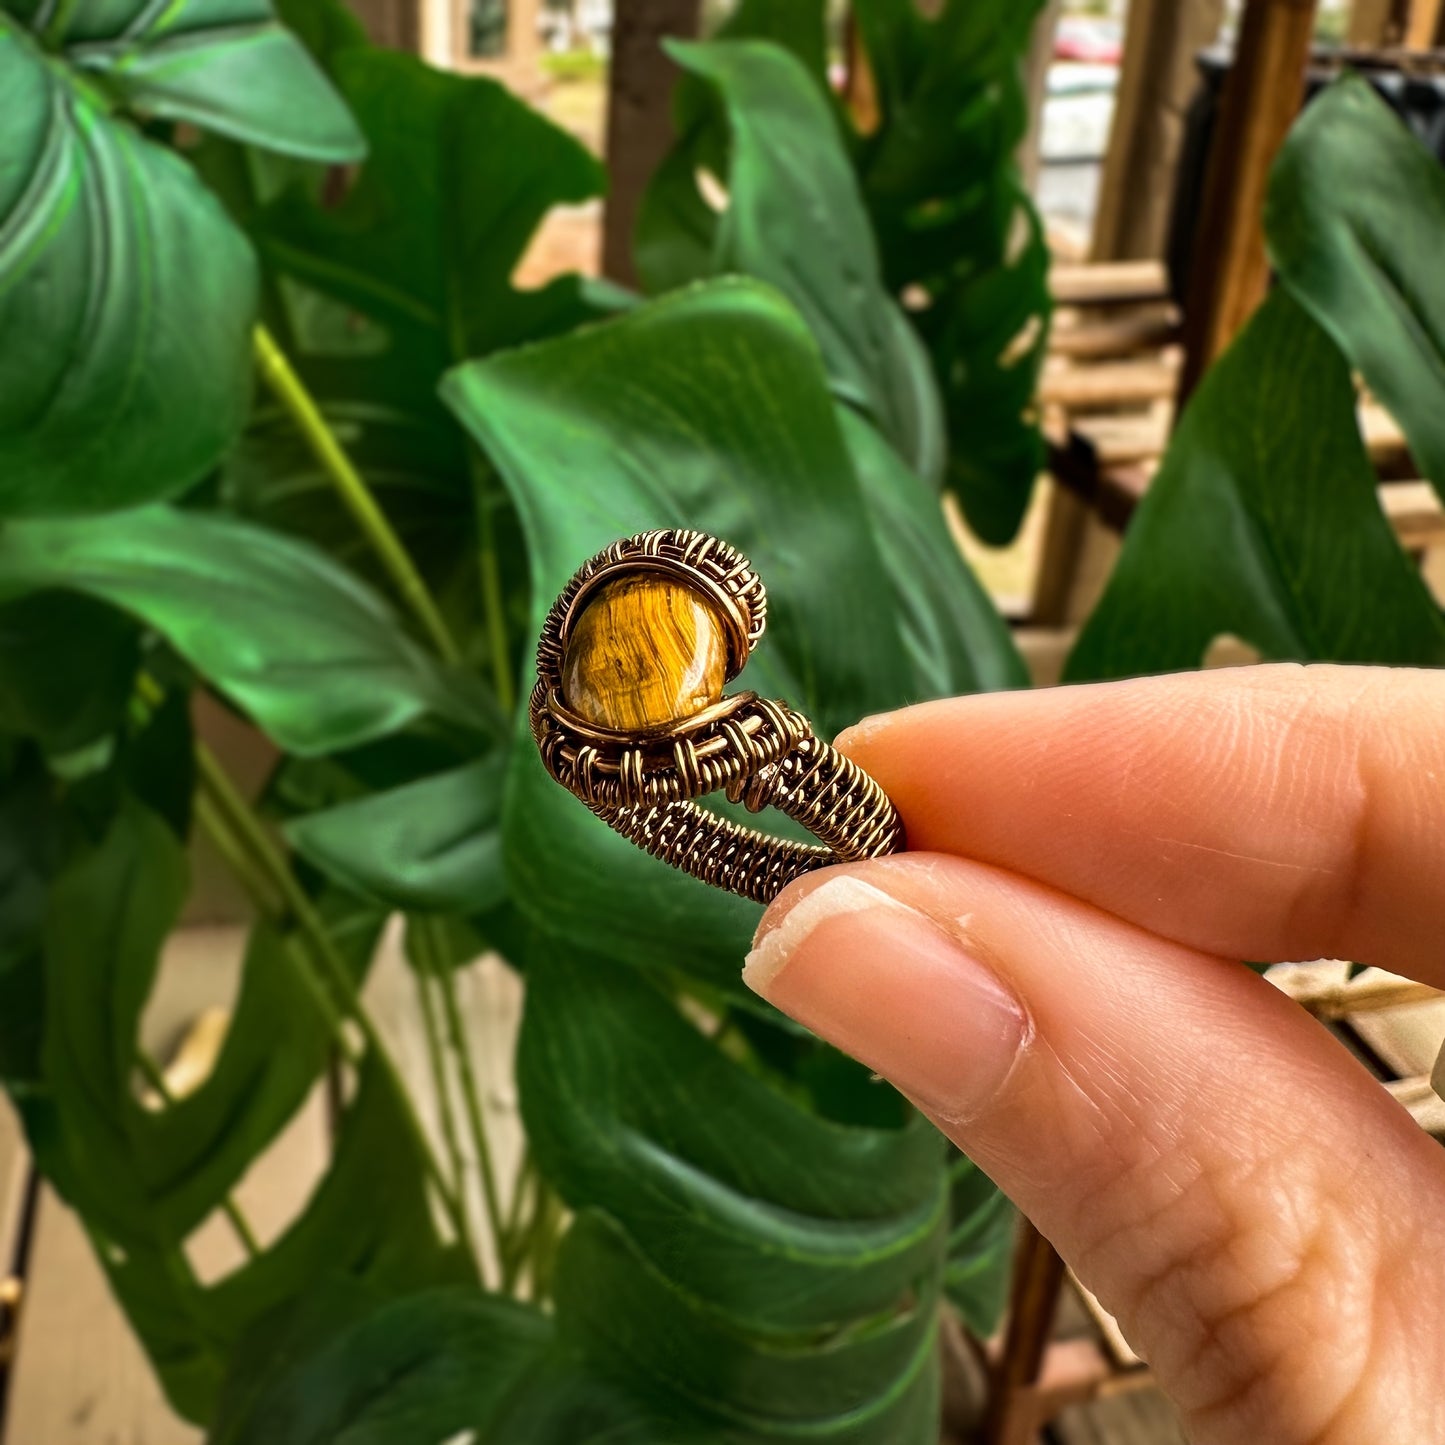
983,1218,1069,1445
1091,0,1226,262
1348,0,1409,45
1033,0,1219,628
1405,0,1445,47
1030,481,1091,628
602,0,702,286
1017,0,1061,193
346,0,422,49
505,0,544,78
1176,0,1317,402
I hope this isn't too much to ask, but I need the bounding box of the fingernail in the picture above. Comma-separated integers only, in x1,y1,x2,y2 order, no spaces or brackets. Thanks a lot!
742,875,1027,1121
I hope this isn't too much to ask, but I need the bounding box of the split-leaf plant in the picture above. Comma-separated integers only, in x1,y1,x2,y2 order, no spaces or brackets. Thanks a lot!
1,0,1441,1433
0,0,1035,1439
1069,74,1445,677
635,0,1054,544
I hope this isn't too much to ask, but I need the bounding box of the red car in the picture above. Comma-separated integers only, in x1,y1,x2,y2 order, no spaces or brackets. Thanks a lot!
1053,16,1124,65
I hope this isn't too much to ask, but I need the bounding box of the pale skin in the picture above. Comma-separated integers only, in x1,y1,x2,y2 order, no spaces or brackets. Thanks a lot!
743,664,1445,1445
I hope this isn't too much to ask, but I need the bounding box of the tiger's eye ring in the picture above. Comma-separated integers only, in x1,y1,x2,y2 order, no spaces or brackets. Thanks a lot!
529,529,906,904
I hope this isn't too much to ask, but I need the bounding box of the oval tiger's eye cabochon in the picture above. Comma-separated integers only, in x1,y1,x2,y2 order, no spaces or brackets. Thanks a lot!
562,574,729,731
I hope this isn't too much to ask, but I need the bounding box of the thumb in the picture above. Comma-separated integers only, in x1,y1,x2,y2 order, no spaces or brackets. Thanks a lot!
744,857,1445,1445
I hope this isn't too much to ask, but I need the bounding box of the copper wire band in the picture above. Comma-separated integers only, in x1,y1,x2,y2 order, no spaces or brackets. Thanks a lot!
597,732,905,904
532,529,906,904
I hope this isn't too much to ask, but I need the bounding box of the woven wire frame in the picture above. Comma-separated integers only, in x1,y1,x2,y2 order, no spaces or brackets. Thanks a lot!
532,530,906,904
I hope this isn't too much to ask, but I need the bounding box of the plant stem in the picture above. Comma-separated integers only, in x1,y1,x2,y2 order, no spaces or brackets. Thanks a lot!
190,789,284,913
501,1177,541,1295
443,252,516,712
40,0,79,47
135,1052,262,1259
410,922,475,1261
429,920,508,1272
189,786,358,1057
190,792,359,1061
251,325,462,666
473,475,517,714
525,1179,565,1303
504,1145,533,1238
181,723,468,1241
134,680,354,1055
499,1158,536,1294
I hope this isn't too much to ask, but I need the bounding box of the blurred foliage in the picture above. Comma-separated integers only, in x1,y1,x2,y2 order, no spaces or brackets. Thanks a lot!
637,0,1053,544
0,0,1440,1436
1069,79,1445,680
0,0,364,517
1266,76,1445,509
540,46,607,81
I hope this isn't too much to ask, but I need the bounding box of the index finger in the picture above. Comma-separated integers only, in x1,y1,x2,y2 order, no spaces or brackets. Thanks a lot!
838,663,1445,984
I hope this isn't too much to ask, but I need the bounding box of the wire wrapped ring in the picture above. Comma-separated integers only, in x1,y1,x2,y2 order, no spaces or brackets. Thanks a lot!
529,530,906,904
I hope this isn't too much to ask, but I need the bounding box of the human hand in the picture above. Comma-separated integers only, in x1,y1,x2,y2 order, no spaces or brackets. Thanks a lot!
743,665,1445,1445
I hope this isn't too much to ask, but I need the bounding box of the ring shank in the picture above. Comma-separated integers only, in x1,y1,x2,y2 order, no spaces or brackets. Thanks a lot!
593,733,905,904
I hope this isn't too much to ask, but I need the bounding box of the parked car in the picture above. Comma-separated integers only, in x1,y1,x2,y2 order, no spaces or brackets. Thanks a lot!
1053,16,1123,65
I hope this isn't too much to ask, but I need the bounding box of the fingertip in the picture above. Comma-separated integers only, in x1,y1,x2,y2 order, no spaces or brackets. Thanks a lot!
743,863,1029,1121
750,864,834,952
831,708,895,761
745,872,895,994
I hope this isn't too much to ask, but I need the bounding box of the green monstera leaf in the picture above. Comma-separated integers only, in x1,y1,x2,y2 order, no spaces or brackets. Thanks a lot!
0,0,363,519
509,943,947,1443
631,0,833,303
10,794,469,1421
0,506,498,755
1067,290,1445,680
638,39,945,484
637,8,1051,544
545,1211,941,1444
850,0,1051,544
0,17,258,516
251,42,608,390
8,0,364,158
1267,75,1445,504
285,754,507,913
210,1286,552,1445
519,944,948,1325
214,943,956,1443
436,278,1019,1444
